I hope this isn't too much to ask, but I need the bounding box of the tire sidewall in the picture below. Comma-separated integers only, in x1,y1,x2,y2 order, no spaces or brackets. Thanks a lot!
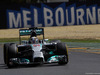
7,43,17,68
4,43,10,64
55,43,69,64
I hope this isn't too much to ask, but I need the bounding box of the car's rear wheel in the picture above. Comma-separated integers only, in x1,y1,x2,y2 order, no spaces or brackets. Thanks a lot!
55,43,69,65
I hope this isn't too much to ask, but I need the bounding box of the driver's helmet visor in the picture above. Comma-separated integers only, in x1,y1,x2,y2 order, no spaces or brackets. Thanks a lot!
32,38,35,43
32,37,39,43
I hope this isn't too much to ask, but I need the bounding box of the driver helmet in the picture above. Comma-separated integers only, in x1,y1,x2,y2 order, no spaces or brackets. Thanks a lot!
31,37,39,44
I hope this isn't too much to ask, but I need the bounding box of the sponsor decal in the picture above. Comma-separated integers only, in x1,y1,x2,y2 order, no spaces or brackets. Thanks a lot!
33,44,40,47
6,3,100,28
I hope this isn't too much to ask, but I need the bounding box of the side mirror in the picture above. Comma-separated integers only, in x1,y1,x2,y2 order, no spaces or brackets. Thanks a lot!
44,39,49,42
21,40,28,44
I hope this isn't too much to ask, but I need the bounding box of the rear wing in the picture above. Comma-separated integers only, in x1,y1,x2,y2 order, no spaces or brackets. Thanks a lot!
19,28,44,44
19,28,44,36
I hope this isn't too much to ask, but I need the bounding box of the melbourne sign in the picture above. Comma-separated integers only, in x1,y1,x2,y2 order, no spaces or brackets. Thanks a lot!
6,3,100,28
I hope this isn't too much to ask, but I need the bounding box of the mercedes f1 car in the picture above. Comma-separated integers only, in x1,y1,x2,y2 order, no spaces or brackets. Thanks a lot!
3,28,69,68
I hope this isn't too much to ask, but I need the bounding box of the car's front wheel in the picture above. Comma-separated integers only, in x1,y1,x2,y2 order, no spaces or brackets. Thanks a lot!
4,43,18,68
4,43,10,64
55,43,69,65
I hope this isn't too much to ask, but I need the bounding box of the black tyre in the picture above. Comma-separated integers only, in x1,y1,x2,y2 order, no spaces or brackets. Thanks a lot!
6,43,18,68
4,43,10,64
55,43,69,65
49,40,61,43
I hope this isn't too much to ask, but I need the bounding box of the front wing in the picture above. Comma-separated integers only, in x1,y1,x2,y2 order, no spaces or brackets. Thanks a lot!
8,55,66,65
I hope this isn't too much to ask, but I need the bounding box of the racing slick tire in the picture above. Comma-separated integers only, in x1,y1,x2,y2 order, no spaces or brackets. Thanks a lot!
55,43,69,65
6,43,18,68
49,40,61,43
4,43,10,64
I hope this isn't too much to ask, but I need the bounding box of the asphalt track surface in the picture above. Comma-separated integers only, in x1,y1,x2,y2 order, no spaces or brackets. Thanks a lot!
0,43,100,75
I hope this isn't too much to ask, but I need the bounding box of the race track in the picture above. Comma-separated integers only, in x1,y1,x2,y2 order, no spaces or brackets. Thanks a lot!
0,43,100,75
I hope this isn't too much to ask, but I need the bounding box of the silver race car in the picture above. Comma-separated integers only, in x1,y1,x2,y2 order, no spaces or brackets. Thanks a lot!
3,28,69,68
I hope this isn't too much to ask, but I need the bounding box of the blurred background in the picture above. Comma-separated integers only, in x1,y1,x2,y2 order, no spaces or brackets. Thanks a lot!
1,0,100,4
0,0,88,3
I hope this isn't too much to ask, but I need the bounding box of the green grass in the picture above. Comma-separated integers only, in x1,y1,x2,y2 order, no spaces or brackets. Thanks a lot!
1,38,100,43
60,39,100,43
49,39,100,43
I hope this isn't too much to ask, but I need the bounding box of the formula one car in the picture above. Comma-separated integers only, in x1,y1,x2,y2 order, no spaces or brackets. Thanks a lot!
3,28,69,68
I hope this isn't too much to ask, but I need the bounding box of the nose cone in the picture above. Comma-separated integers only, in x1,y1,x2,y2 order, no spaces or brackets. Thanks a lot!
31,44,44,59
32,44,42,51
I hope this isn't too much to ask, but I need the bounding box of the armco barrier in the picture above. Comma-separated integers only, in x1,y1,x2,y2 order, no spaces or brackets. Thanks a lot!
1,2,100,29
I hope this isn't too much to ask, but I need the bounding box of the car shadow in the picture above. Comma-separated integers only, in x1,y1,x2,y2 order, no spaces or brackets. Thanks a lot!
4,63,67,69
